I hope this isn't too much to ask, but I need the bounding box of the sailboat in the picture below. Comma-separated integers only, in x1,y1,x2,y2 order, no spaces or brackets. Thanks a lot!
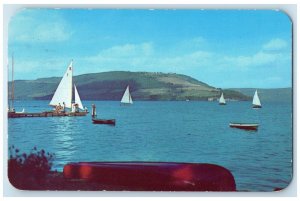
219,93,226,105
49,61,87,116
252,90,262,108
120,85,133,105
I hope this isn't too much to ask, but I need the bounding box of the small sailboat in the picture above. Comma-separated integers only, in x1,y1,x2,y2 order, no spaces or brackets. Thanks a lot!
219,93,226,105
49,61,87,116
120,85,133,105
252,90,262,108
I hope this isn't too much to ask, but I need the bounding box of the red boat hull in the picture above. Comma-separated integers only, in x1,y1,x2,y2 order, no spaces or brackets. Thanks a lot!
229,123,258,131
63,162,236,191
92,118,116,125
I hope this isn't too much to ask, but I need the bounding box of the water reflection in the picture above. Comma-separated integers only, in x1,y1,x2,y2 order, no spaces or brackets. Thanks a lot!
51,117,77,170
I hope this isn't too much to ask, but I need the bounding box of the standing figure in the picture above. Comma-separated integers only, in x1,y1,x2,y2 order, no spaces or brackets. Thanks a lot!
91,104,97,118
62,102,66,112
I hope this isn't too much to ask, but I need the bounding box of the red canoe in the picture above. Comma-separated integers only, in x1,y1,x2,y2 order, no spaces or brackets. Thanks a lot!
63,162,236,191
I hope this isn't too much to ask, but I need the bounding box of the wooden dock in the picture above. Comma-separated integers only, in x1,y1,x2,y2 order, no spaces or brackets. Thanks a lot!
8,111,88,118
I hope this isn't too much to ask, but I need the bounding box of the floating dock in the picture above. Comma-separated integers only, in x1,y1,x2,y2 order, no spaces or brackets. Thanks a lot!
8,111,87,118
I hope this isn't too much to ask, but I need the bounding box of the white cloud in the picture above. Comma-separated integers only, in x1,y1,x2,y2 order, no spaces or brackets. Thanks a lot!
219,39,290,69
9,10,72,43
83,42,215,74
262,38,288,51
84,42,154,70
223,51,281,68
83,38,290,75
13,59,72,79
168,36,207,55
183,37,206,49
13,36,290,86
157,51,213,71
98,42,154,58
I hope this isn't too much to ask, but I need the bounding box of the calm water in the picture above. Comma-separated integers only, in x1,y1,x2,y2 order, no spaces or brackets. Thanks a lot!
8,100,292,191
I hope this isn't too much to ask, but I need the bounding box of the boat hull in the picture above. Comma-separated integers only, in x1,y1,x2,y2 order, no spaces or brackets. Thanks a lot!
252,105,262,109
229,123,259,131
120,103,132,106
63,162,236,191
92,118,116,125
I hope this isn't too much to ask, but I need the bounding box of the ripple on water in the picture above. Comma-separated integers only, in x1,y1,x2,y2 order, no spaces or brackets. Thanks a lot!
8,100,292,191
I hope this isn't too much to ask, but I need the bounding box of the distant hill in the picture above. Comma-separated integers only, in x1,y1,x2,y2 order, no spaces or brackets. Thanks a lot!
228,88,292,103
8,71,249,101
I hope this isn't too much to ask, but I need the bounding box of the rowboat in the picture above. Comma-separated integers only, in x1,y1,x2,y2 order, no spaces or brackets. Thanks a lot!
91,104,116,125
229,123,259,131
92,118,116,125
63,162,236,191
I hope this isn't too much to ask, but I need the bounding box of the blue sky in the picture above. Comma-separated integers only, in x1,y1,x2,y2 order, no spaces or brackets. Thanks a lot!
8,9,292,88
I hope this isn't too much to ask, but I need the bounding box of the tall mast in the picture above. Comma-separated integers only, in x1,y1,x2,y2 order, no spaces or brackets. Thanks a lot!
70,59,73,108
7,60,10,111
11,54,14,110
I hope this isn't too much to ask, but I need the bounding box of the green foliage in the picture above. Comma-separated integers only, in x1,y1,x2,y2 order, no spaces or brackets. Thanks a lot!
222,89,250,101
8,145,55,188
228,88,292,102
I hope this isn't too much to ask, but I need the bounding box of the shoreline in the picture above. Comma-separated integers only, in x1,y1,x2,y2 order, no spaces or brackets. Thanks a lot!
9,171,127,191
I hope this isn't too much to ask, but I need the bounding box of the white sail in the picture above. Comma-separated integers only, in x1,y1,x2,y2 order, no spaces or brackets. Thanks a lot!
121,85,133,104
49,61,73,108
74,84,84,110
252,90,261,107
219,93,226,104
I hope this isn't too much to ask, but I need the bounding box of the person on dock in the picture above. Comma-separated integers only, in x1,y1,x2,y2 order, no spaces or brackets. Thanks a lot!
56,103,62,113
62,102,66,113
92,104,97,118
74,103,79,113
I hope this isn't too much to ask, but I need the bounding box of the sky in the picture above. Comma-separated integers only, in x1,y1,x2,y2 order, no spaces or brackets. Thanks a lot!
8,9,292,88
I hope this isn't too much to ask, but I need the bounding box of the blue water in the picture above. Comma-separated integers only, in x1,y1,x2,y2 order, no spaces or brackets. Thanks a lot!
8,100,292,191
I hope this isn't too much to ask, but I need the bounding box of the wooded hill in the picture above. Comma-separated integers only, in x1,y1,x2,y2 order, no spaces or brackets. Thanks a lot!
9,71,250,101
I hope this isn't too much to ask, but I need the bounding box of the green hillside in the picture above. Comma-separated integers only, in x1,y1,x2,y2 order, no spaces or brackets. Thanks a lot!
229,88,292,103
9,71,249,101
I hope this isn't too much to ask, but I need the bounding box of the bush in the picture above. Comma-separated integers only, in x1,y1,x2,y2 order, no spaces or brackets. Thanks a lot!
8,146,55,189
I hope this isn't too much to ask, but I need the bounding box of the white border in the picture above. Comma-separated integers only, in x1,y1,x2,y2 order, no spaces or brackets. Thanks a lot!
1,2,298,199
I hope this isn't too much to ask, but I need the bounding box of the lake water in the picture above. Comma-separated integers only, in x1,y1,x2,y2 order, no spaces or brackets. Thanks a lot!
8,100,293,191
